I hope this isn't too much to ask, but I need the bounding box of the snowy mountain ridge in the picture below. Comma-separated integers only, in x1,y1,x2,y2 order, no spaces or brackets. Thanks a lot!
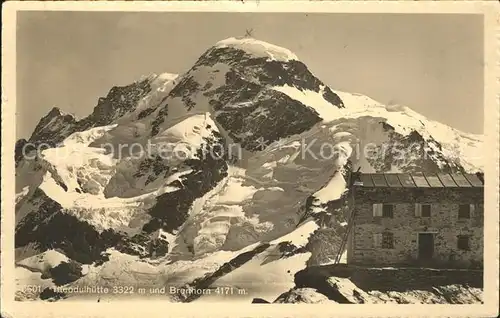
14,37,483,303
215,37,299,62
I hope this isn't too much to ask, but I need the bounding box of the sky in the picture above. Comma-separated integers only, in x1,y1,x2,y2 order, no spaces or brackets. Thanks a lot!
17,12,484,139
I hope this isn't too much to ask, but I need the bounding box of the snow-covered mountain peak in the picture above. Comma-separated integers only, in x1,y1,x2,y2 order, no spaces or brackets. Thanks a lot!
138,37,344,152
140,72,179,85
46,106,71,117
215,37,299,62
27,106,78,146
334,90,483,172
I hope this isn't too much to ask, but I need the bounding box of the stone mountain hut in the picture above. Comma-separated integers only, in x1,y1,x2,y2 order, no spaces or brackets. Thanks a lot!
346,172,484,268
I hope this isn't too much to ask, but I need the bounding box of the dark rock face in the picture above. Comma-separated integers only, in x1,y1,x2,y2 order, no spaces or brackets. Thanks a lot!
49,261,84,286
28,107,77,146
143,132,229,234
16,189,63,247
276,241,308,259
305,228,344,266
194,46,343,105
293,265,377,304
115,233,169,259
15,189,173,263
16,212,123,265
214,87,323,151
292,264,483,304
15,139,29,165
85,79,152,127
132,154,171,186
15,190,125,264
150,106,168,137
40,288,66,301
273,287,331,304
168,76,201,111
148,238,169,258
137,107,156,120
294,265,348,302
251,298,270,303
15,108,77,167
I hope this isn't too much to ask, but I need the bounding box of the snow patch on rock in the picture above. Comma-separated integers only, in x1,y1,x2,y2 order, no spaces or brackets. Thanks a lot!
273,85,343,122
270,220,318,248
216,37,298,62
17,250,69,275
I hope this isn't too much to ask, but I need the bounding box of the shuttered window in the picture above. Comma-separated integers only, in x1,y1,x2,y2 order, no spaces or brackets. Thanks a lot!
373,233,382,248
374,232,394,249
382,232,394,249
415,204,431,217
373,204,383,217
373,204,393,218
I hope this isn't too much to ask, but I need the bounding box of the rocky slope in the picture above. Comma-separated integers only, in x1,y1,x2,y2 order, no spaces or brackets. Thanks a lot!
14,37,483,303
270,264,483,304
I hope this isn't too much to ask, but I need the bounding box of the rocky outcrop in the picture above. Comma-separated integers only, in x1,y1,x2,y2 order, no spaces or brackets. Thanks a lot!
39,288,66,301
251,298,271,303
194,46,343,105
305,228,344,266
28,107,78,145
15,138,29,165
212,86,323,151
15,189,139,264
273,287,333,304
143,132,229,234
84,79,152,127
49,261,84,286
290,264,483,304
